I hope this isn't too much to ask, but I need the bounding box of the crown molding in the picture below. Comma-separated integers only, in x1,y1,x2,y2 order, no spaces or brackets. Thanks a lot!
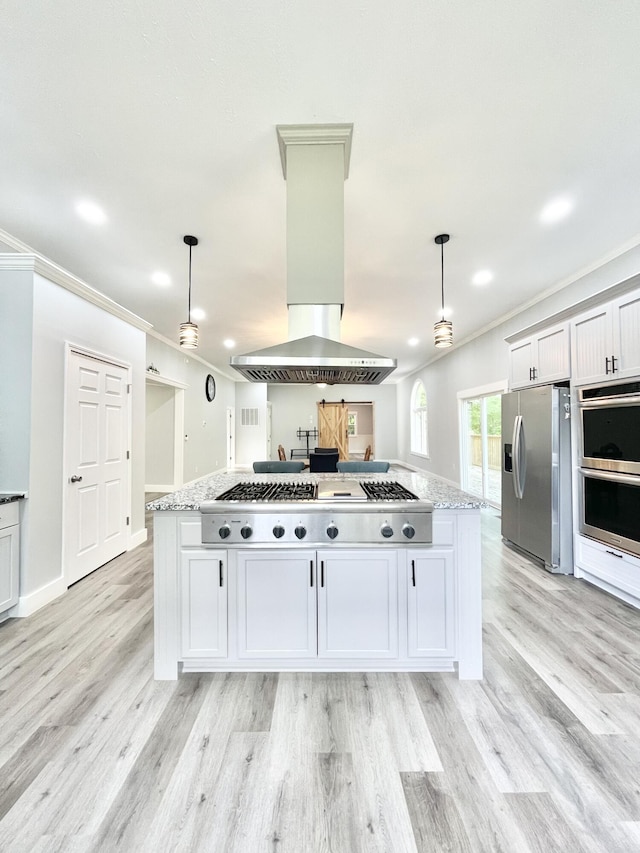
0,252,152,332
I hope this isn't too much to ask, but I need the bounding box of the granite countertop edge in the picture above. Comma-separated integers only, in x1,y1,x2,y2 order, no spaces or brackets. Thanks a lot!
0,493,26,505
146,471,486,512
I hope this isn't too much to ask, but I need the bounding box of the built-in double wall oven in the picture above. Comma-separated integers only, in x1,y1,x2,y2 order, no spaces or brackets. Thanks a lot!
578,378,640,557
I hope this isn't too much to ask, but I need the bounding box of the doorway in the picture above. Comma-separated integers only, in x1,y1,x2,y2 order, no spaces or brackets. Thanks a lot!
458,384,505,506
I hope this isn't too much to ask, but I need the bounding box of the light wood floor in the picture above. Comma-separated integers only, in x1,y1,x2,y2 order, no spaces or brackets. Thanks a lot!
1,506,640,852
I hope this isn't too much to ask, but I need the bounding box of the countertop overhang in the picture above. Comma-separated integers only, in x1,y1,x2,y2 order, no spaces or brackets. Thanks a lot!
146,470,484,512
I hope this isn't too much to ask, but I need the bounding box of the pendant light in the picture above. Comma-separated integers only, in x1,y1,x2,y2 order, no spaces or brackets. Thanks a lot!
434,233,453,348
179,235,199,349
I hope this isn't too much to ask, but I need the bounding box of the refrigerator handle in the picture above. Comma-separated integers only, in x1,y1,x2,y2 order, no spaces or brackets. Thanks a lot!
513,415,524,499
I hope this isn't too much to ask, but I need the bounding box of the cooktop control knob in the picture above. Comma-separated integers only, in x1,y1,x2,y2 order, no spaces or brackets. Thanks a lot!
326,524,339,540
218,524,231,540
380,524,394,539
240,524,253,540
294,525,307,540
402,523,416,539
273,524,285,539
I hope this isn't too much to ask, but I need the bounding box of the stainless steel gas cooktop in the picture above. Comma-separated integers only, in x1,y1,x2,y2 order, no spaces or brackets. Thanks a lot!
200,480,433,546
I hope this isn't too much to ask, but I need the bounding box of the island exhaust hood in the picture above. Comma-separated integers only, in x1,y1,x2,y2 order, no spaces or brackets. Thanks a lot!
230,124,396,385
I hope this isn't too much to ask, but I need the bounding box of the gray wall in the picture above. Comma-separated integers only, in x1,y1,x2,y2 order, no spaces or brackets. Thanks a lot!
0,265,148,605
267,383,398,460
146,335,236,482
145,383,176,487
397,243,640,485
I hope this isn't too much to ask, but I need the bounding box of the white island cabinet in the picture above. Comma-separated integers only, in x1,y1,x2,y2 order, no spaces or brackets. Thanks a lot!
150,472,483,681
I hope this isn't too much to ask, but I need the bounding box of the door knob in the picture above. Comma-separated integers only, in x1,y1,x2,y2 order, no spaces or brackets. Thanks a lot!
69,475,83,483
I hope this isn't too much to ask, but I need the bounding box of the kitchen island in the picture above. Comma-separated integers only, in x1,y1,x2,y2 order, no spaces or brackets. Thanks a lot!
147,470,483,680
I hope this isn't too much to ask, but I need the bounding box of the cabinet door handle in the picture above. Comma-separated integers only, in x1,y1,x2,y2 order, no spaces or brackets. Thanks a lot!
531,366,537,381
310,560,314,587
219,560,224,586
605,549,623,559
611,355,618,373
411,559,416,587
321,560,325,587
605,356,611,374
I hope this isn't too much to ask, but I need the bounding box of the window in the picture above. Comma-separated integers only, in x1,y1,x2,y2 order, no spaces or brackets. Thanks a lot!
411,380,428,456
347,413,357,436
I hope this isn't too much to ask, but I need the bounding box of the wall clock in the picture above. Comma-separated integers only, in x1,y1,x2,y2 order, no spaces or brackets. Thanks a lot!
205,373,216,402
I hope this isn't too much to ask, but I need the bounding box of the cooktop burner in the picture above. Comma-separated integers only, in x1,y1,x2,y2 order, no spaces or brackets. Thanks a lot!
214,480,419,502
216,481,316,502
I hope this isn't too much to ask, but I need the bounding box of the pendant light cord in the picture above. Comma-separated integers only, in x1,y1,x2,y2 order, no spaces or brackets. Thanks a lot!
440,240,445,321
187,243,193,323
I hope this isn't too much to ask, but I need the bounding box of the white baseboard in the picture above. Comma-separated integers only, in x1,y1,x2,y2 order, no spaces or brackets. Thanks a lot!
10,575,67,618
129,528,147,549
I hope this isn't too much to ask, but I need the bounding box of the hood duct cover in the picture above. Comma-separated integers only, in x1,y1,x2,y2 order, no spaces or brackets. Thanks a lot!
230,123,397,385
230,334,396,385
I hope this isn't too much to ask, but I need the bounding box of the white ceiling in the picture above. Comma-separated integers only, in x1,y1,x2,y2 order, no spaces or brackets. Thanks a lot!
3,1,640,382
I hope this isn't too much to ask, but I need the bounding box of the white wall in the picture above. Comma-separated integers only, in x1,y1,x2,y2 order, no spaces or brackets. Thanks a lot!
397,244,640,485
267,383,398,460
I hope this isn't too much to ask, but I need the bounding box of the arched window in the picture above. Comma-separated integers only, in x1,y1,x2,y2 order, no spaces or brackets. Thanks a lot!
411,380,429,456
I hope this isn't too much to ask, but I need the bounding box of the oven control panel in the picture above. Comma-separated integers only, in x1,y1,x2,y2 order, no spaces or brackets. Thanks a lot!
201,510,433,546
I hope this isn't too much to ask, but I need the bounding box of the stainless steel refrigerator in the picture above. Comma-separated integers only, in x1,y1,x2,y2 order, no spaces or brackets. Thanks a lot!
501,384,573,573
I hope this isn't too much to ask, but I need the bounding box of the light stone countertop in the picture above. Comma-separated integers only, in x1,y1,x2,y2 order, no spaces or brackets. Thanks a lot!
146,469,485,511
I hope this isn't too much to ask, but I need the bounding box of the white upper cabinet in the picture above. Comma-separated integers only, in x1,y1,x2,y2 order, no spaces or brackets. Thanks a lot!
509,322,570,389
571,288,640,384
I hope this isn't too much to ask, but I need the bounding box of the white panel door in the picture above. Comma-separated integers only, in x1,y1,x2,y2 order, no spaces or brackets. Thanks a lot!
65,350,129,586
317,550,398,658
237,550,317,658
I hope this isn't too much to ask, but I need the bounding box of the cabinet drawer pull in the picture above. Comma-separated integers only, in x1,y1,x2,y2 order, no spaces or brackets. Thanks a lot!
219,560,224,586
605,549,623,559
411,559,416,587
310,560,314,587
321,560,325,587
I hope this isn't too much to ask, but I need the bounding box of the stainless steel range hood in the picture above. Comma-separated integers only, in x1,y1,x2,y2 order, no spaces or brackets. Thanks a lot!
230,334,396,385
230,124,396,385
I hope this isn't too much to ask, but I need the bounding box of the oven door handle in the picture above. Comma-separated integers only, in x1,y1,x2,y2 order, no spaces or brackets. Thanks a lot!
580,467,640,486
513,415,525,499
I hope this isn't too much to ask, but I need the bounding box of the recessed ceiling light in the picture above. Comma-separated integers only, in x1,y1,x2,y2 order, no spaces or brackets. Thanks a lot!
223,339,236,349
539,196,573,225
408,337,419,346
472,270,493,286
75,200,107,225
151,271,171,286
190,307,206,321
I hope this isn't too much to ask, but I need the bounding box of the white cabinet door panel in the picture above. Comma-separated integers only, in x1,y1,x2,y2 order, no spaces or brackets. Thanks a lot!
317,550,398,658
614,290,640,378
237,551,316,658
408,549,455,658
180,550,227,658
